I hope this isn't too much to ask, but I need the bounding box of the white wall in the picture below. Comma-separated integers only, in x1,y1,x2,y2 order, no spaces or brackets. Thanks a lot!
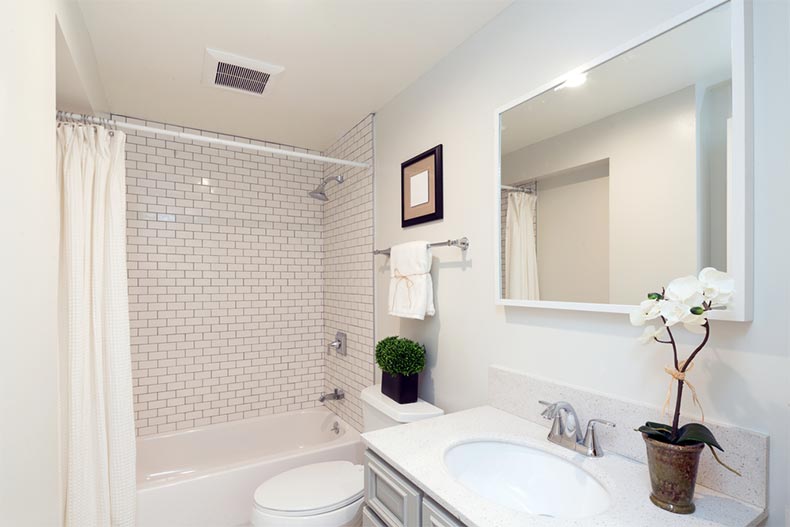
697,79,732,271
534,162,610,303
374,0,790,524
503,87,697,304
0,1,62,525
54,0,108,113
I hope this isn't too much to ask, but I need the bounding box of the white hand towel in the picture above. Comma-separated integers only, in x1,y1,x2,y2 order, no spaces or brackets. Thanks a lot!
388,241,435,319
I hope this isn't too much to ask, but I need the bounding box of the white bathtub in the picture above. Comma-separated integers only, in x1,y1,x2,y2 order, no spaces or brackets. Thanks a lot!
136,408,364,527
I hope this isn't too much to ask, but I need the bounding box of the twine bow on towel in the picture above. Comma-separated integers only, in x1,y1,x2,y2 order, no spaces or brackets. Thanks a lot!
391,268,427,311
662,359,705,422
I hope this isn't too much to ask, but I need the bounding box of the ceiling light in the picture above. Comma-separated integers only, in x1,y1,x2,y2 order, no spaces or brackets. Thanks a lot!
555,72,587,91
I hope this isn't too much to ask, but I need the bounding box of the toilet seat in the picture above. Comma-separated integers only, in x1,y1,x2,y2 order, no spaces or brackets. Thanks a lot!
253,461,364,517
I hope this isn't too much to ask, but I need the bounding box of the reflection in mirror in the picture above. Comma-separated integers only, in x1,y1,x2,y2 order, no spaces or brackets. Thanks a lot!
499,2,731,305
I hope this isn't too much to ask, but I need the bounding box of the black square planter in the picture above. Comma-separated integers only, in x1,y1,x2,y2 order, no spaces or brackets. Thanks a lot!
381,371,419,404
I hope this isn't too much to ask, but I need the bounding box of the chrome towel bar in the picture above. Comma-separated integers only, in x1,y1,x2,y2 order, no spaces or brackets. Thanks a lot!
373,237,469,256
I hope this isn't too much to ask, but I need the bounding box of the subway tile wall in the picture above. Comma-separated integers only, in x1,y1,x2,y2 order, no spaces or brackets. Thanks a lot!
121,115,330,436
321,115,376,430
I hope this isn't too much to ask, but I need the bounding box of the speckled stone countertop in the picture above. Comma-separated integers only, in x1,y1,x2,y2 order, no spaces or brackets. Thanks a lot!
362,406,766,527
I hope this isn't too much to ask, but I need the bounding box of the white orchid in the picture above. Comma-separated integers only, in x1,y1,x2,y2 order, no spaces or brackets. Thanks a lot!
665,275,706,308
698,267,735,307
630,268,732,337
658,299,688,327
630,299,662,326
629,269,739,473
638,325,664,344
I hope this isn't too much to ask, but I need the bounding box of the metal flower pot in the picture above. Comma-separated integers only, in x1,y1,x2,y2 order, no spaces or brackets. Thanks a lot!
643,433,705,514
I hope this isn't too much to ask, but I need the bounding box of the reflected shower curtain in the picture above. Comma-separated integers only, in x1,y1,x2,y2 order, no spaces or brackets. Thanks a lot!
506,192,540,300
58,123,136,527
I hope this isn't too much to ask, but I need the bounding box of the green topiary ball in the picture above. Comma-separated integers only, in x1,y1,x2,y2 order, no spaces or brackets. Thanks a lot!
375,336,426,376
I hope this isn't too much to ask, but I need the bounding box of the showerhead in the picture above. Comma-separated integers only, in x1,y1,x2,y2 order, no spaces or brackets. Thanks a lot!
308,175,344,201
309,189,329,201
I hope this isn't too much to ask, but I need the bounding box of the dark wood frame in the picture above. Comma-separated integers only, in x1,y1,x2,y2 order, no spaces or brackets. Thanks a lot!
401,144,443,228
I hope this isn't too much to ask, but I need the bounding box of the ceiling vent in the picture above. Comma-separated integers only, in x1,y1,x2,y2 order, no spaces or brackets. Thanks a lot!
202,48,284,97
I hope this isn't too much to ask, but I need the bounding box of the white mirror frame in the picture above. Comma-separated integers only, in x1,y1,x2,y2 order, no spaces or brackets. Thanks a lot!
494,0,753,321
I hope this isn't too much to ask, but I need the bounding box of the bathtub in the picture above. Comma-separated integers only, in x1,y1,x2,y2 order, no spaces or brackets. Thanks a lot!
136,408,364,527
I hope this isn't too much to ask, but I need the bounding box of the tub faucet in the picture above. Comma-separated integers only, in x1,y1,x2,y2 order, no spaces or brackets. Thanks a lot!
319,388,345,403
539,400,615,457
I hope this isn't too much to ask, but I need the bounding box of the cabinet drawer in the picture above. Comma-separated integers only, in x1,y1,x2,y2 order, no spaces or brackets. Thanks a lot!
422,497,465,527
364,450,421,527
363,506,388,527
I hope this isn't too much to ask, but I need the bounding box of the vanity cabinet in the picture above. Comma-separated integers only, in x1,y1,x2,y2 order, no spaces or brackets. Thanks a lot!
421,498,463,527
364,450,465,527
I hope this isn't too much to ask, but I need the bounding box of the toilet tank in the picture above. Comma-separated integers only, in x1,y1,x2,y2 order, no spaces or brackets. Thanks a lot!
360,384,444,432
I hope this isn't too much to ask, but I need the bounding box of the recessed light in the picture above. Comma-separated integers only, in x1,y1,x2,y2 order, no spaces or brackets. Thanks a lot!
555,72,587,91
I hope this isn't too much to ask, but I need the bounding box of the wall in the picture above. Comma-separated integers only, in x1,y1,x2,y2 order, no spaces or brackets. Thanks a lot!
0,0,62,525
535,162,609,303
321,115,376,430
697,79,731,271
374,0,789,524
502,87,697,304
122,116,327,436
54,0,108,113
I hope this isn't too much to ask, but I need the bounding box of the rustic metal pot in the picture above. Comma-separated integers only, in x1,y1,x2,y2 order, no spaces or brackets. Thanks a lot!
642,433,705,514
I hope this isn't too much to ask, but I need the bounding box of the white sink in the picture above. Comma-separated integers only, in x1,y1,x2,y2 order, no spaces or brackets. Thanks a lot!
444,440,610,519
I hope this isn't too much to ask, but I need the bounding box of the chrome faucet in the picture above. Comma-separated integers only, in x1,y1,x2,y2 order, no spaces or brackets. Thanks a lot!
539,400,615,457
319,388,345,402
328,331,347,356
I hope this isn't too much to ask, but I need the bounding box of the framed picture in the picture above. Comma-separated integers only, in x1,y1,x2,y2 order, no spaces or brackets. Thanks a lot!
401,144,443,228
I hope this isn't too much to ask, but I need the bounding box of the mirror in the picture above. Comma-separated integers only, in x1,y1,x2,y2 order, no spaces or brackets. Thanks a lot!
496,1,750,319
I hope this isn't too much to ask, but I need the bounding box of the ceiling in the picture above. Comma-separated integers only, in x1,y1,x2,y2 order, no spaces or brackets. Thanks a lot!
72,0,512,151
501,2,731,155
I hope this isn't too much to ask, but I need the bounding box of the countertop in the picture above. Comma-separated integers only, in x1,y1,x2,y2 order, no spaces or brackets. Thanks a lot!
362,406,767,527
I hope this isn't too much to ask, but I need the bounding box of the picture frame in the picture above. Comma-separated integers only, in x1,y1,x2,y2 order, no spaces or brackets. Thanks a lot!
401,144,443,228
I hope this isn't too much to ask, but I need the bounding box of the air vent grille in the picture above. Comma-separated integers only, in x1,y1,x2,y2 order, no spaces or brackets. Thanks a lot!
202,49,284,97
214,62,271,94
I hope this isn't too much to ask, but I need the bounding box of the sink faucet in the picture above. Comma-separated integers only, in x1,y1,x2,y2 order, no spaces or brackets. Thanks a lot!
539,400,615,457
319,388,345,402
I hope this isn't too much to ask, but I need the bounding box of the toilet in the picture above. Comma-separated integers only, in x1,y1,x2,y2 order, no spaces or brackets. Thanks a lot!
250,385,444,526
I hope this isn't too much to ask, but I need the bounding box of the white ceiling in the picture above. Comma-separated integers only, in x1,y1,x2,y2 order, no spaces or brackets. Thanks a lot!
501,2,731,155
74,0,512,150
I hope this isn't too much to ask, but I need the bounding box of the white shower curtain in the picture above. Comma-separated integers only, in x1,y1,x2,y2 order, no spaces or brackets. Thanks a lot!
506,192,540,300
58,123,136,527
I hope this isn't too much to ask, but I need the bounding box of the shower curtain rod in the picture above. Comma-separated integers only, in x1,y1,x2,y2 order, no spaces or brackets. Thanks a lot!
56,111,370,168
501,184,534,193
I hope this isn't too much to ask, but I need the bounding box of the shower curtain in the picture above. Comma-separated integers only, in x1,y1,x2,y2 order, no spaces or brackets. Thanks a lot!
58,123,136,527
506,192,540,300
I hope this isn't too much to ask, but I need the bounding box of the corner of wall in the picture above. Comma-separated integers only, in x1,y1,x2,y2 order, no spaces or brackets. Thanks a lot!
322,114,376,430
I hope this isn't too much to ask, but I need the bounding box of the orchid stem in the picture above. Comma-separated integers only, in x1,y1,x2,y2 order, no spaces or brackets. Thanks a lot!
669,322,710,439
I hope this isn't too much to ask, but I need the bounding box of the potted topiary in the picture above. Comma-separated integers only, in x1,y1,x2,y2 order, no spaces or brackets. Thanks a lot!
375,336,426,404
630,268,740,514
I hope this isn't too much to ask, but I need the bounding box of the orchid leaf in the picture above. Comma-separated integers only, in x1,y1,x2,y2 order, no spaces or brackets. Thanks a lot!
676,423,723,451
638,422,673,442
645,421,673,433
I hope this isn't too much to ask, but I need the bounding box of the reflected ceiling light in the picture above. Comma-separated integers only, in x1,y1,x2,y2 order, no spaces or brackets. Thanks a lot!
555,72,587,91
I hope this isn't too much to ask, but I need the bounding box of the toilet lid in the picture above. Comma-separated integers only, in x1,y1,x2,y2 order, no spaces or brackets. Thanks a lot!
254,461,364,516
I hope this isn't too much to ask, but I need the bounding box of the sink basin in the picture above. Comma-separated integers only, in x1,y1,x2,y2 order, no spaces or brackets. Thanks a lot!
444,440,610,519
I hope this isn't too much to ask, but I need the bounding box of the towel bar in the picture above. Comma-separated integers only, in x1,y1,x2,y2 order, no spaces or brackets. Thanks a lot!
373,237,469,256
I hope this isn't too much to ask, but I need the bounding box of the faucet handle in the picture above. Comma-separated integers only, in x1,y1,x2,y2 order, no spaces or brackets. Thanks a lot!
538,400,558,419
583,419,616,457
